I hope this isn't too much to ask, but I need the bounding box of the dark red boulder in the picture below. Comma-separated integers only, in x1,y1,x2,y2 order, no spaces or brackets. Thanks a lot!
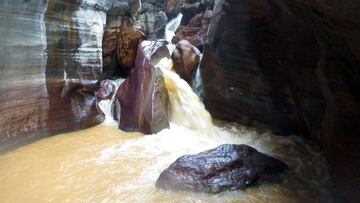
171,40,201,86
156,144,288,193
116,41,170,134
102,22,145,78
117,27,146,71
95,80,115,100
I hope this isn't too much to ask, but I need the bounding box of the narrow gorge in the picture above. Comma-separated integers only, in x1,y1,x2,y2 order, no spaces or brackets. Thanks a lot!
0,0,359,202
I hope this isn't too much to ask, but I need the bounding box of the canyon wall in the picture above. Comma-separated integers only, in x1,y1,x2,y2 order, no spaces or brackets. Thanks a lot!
0,0,167,152
0,0,113,152
200,0,360,202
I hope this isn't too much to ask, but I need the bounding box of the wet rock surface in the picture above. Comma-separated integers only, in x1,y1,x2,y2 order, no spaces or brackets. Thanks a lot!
0,0,168,152
0,0,110,152
102,25,145,78
200,0,360,201
173,8,213,50
95,80,116,100
116,41,169,134
156,144,288,193
102,0,168,79
171,40,201,86
102,15,129,78
135,0,168,40
117,27,146,71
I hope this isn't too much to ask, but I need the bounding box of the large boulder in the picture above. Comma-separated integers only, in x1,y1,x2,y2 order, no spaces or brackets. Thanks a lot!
102,0,168,79
116,41,170,134
171,40,201,86
102,20,145,78
117,27,146,71
156,144,288,192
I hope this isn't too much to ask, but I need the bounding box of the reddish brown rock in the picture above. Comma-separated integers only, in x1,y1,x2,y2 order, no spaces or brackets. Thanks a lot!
156,144,288,192
102,22,146,79
200,0,360,202
116,41,169,134
117,27,146,71
173,9,213,49
95,80,115,100
171,40,201,85
103,27,118,57
45,80,103,135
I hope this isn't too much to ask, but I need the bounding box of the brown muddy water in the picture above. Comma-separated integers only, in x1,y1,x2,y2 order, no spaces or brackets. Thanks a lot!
0,122,335,203
0,41,336,203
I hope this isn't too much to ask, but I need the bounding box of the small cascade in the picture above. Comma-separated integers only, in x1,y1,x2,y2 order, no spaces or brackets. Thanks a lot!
155,57,217,137
97,79,124,125
165,13,183,43
158,12,218,136
192,54,203,99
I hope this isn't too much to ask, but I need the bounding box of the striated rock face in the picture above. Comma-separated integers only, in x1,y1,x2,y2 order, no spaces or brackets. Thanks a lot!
0,0,166,152
0,0,116,151
156,144,288,192
0,0,49,152
136,0,168,39
200,0,360,201
171,40,201,86
0,0,171,152
116,41,169,134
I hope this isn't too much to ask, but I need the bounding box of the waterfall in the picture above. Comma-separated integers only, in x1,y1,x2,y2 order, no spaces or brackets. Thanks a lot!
155,57,217,137
192,54,203,99
99,12,214,136
165,13,183,43
97,79,124,125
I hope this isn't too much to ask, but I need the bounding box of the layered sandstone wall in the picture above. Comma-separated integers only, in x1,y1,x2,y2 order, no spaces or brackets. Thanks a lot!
0,0,166,152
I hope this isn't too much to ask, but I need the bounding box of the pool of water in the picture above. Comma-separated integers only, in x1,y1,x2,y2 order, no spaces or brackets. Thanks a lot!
0,122,335,202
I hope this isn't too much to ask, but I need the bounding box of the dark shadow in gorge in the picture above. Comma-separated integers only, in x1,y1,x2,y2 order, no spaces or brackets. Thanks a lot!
200,0,360,202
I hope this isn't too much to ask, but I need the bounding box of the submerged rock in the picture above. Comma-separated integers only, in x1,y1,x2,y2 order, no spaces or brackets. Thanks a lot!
171,40,201,86
116,41,170,134
156,144,288,193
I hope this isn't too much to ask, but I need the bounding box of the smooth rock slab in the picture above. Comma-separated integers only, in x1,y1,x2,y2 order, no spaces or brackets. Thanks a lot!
116,40,170,134
156,144,288,193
